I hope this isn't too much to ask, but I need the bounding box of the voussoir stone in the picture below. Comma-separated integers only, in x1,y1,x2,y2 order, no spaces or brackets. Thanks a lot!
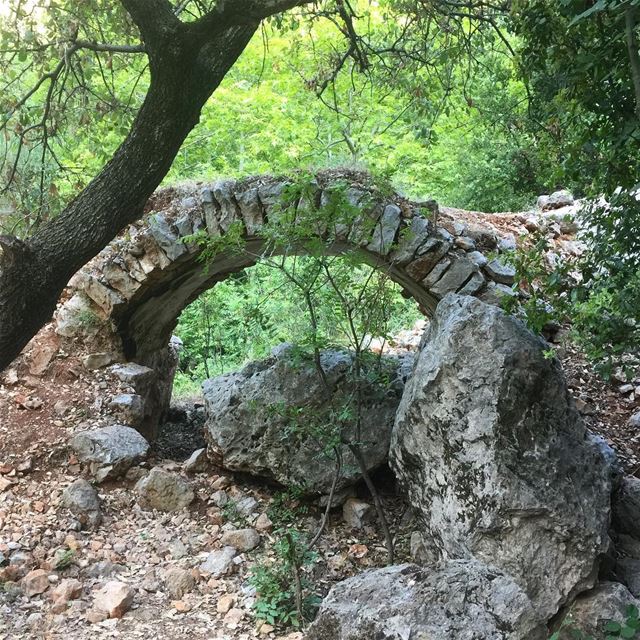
306,561,546,640
203,344,411,495
390,294,612,620
70,425,149,482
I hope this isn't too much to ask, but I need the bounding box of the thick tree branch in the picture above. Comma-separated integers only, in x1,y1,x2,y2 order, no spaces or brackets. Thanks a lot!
190,0,314,38
120,0,182,48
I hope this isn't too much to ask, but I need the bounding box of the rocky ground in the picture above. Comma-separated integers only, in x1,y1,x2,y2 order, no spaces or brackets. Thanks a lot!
0,317,638,640
2,192,640,639
0,329,419,640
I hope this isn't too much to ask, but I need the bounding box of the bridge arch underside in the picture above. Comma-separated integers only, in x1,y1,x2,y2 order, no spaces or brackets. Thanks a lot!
115,238,440,364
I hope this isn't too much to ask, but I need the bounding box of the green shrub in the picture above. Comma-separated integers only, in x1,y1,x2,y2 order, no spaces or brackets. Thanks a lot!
249,529,319,629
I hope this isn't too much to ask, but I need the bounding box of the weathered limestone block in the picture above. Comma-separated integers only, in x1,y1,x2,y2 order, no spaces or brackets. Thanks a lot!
307,561,546,640
211,180,238,232
83,276,125,316
390,215,432,265
148,213,187,261
102,261,143,299
236,186,263,235
390,294,612,620
429,254,478,298
70,425,149,482
203,344,410,495
404,238,448,281
367,204,402,255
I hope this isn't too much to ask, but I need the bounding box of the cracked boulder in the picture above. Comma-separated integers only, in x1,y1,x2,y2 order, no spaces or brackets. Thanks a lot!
203,344,412,496
390,294,612,620
306,561,546,640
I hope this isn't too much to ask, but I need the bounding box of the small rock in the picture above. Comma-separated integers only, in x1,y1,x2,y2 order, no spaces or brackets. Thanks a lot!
544,189,574,210
184,448,208,473
86,609,109,624
342,498,374,530
498,234,517,252
26,612,44,628
629,412,640,429
172,599,192,613
22,569,50,597
620,384,635,395
61,479,102,529
85,560,124,579
134,467,195,512
255,513,273,533
259,622,275,635
16,457,32,473
53,400,70,417
70,425,149,482
212,476,230,490
82,353,116,370
212,490,228,507
108,394,145,427
109,362,155,386
224,607,244,627
164,567,195,599
467,251,488,268
220,528,260,552
454,236,475,251
51,578,83,603
217,593,235,613
575,398,596,416
537,195,550,210
236,496,259,517
199,546,236,577
93,581,134,618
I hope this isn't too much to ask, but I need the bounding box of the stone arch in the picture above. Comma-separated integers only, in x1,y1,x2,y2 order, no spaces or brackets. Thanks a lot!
56,171,516,436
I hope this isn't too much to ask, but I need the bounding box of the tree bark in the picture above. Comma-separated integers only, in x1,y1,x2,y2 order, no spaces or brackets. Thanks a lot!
625,6,640,120
0,0,313,370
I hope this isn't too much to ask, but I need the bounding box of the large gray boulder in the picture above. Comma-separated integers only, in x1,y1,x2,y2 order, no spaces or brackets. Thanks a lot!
306,561,546,640
390,294,612,620
70,425,149,482
203,345,411,495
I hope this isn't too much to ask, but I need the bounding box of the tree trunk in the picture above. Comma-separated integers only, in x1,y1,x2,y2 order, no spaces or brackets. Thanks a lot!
625,6,640,120
0,22,258,370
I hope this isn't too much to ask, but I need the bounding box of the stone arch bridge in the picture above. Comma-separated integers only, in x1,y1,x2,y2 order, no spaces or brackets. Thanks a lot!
56,171,524,436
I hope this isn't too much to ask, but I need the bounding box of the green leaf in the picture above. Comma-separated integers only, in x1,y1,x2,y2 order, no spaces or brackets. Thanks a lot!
605,621,623,633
